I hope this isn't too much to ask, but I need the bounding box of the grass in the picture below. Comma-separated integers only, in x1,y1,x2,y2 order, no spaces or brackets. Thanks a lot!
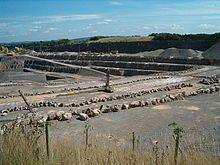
87,36,154,43
0,127,219,165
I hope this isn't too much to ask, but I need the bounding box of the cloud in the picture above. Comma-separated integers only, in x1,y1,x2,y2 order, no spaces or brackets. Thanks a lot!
110,1,122,6
83,19,113,30
198,24,215,29
170,24,184,30
29,28,38,32
0,34,16,38
43,27,57,33
49,27,56,31
0,14,101,25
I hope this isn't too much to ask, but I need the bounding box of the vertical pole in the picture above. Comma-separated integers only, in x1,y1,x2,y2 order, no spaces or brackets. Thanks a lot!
174,134,180,165
106,69,110,88
132,132,135,152
85,127,88,146
45,121,53,160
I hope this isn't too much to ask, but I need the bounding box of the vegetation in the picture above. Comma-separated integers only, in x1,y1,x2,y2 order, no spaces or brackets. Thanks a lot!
149,32,220,41
1,33,219,52
88,36,154,43
0,46,27,56
0,123,219,165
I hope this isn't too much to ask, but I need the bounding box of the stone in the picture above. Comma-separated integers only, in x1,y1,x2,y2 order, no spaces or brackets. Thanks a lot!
169,94,175,100
205,88,210,94
129,101,140,108
91,109,101,117
145,100,151,106
1,112,7,116
121,103,129,110
139,100,145,107
151,100,157,105
215,86,220,92
102,105,111,113
111,105,121,112
47,111,56,121
58,103,64,107
160,98,165,103
210,86,216,92
77,113,89,121
56,111,65,121
61,112,72,121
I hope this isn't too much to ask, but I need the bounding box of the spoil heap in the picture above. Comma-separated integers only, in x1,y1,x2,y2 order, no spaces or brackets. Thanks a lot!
203,41,220,59
159,48,203,59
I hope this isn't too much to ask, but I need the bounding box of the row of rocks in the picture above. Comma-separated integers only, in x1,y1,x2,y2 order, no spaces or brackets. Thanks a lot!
77,84,220,119
0,82,192,115
62,82,193,108
1,85,219,134
0,76,169,99
199,77,219,85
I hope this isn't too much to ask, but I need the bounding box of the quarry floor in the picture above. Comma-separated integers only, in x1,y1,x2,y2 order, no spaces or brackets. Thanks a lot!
0,66,220,153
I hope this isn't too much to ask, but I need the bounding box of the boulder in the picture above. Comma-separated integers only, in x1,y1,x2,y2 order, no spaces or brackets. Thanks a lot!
47,111,57,121
145,100,151,106
56,111,65,121
129,101,140,108
61,112,72,121
111,105,121,112
169,94,175,100
139,100,145,107
121,103,129,110
215,86,220,92
77,113,89,121
91,109,101,116
151,99,157,105
100,105,111,113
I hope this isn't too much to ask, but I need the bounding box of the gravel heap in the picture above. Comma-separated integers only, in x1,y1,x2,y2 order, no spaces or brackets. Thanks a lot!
159,48,203,59
203,41,220,60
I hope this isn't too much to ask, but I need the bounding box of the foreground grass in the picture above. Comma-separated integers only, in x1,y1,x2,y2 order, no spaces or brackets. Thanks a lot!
0,130,219,165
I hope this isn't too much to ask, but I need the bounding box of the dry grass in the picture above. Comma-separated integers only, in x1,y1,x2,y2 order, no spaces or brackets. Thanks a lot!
0,129,219,165
88,36,154,43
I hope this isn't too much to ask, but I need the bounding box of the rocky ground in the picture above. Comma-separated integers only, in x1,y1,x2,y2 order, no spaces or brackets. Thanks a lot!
0,65,219,154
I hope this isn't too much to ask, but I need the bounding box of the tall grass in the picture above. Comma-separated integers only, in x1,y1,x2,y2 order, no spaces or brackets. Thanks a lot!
0,128,219,165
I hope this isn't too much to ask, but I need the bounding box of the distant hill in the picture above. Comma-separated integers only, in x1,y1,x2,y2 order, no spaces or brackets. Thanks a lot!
2,33,220,54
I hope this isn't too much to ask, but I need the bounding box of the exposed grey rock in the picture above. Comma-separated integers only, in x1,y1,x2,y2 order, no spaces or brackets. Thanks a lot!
215,86,220,91
111,105,121,112
47,111,56,121
129,101,140,108
121,103,129,110
56,111,65,121
61,112,72,121
169,94,175,100
151,99,157,105
145,100,151,106
139,100,145,107
101,105,111,113
77,113,89,121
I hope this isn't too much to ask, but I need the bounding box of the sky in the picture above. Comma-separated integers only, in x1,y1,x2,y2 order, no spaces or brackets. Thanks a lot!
0,0,220,43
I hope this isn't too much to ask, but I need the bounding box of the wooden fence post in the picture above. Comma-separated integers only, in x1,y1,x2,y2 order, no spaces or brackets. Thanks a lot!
45,121,53,160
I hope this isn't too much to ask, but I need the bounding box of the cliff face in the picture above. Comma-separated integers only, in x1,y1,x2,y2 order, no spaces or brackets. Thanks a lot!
33,40,216,53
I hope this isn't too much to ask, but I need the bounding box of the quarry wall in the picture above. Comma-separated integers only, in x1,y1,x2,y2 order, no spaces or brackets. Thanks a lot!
33,40,216,53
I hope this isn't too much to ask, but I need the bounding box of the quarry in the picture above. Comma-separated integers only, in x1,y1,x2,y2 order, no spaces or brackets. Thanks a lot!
0,40,220,157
